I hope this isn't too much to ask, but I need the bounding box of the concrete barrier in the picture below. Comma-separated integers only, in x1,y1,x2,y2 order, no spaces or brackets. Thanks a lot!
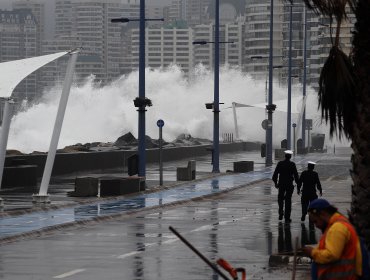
176,160,196,181
69,177,99,197
100,176,143,197
3,142,260,178
233,161,254,173
129,176,146,191
69,176,145,197
2,165,38,189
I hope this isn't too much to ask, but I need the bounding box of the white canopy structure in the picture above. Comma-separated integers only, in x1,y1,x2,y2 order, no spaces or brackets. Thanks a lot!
0,52,68,98
0,51,75,206
231,96,306,141
233,96,305,114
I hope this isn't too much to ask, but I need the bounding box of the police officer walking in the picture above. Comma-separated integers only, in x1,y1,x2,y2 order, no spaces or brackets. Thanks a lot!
272,150,299,223
297,161,322,221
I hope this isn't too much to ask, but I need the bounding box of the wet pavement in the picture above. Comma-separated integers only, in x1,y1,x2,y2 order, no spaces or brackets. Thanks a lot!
0,168,273,239
0,148,353,280
0,151,266,213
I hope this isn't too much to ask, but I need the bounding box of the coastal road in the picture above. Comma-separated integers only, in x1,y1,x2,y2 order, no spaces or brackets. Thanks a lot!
0,149,352,280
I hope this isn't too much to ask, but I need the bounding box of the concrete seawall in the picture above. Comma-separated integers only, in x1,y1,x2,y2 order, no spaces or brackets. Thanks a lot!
4,141,261,177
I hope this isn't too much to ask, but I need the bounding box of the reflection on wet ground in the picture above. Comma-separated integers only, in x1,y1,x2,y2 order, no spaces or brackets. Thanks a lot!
278,222,293,253
0,150,342,240
301,222,317,247
0,168,273,238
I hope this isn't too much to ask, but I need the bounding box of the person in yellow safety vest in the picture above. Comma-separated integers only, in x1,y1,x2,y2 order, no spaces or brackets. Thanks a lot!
302,198,363,280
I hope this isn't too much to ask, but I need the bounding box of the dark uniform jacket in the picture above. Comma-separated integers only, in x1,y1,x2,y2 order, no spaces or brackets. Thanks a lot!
272,159,299,187
297,170,322,199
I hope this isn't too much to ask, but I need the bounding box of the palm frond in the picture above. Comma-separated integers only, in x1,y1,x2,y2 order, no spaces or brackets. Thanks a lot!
302,0,356,22
318,46,358,139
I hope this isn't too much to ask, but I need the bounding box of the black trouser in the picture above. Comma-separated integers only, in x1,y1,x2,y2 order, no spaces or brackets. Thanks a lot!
277,185,294,219
301,195,318,218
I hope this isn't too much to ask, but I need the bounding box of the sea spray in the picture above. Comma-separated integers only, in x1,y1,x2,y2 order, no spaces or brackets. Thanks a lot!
7,64,343,153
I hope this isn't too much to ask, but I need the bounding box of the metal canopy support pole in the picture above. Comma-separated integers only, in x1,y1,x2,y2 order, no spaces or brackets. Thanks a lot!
232,102,239,141
302,6,307,149
287,4,293,149
266,0,275,166
0,99,15,207
138,0,146,178
212,0,220,173
33,50,79,203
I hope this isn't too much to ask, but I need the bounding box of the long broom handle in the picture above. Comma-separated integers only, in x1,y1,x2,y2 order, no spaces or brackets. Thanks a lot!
169,226,231,280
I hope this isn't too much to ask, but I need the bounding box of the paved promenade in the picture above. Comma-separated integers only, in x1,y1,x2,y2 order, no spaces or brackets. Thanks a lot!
0,148,353,280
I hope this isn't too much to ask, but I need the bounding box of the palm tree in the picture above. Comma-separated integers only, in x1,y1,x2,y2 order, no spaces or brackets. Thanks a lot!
294,0,370,247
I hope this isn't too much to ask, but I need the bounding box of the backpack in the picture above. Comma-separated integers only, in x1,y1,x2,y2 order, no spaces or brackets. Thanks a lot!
359,237,370,280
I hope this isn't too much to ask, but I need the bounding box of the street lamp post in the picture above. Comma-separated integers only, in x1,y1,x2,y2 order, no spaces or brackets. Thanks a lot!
287,3,293,150
213,0,220,173
111,1,163,179
138,0,146,178
193,0,233,173
292,122,297,155
302,5,307,150
266,0,276,166
193,37,233,169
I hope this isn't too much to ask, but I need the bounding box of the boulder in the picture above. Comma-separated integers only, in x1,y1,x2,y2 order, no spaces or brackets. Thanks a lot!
114,132,137,146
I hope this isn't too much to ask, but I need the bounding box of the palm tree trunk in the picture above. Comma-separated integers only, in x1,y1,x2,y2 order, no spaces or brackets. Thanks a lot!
350,0,370,248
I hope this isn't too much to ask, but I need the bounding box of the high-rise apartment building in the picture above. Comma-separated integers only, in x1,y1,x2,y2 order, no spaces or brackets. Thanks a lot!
0,9,38,102
280,5,328,92
73,0,123,82
0,0,356,100
224,20,245,66
11,0,46,103
280,5,354,92
40,35,83,90
55,0,73,38
309,12,354,91
12,0,45,43
193,21,245,68
192,24,213,68
146,5,164,25
127,21,245,74
52,0,166,85
167,0,211,27
244,1,354,92
53,0,125,84
186,0,211,26
280,4,306,86
245,0,284,79
119,0,139,19
167,0,184,23
130,26,194,73
208,0,245,24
